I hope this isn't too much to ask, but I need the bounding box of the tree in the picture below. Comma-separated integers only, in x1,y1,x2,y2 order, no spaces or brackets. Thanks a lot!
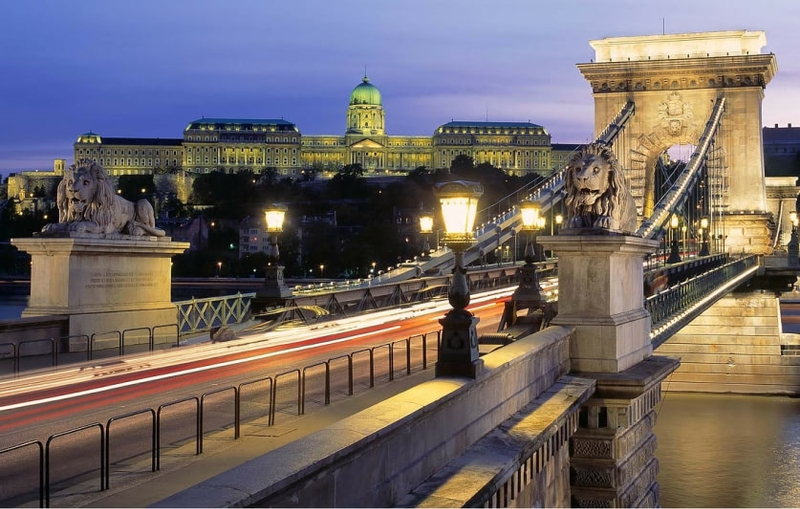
450,155,475,175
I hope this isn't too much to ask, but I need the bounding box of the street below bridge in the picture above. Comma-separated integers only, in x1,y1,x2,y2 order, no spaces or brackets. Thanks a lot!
0,287,514,507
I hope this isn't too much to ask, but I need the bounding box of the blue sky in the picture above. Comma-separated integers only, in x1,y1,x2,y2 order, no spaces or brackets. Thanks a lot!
1,0,798,178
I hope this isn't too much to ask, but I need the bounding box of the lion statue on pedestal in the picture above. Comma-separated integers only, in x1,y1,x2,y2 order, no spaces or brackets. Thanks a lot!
562,143,638,234
41,160,165,237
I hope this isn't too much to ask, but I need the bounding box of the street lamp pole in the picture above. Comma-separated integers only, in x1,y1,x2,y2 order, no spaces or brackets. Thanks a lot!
699,217,710,256
789,211,799,266
517,199,544,302
419,211,433,261
255,204,293,303
434,180,484,379
667,215,681,263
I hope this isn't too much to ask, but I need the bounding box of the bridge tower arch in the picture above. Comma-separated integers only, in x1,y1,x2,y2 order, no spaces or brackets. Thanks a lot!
577,30,777,254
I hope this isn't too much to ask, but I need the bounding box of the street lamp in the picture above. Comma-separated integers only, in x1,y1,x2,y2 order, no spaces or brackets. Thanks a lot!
789,211,799,266
419,211,434,260
216,261,222,277
699,217,710,256
513,199,545,305
256,204,292,300
434,179,484,379
667,215,681,264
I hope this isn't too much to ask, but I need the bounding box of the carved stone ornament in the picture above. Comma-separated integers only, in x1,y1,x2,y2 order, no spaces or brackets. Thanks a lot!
40,160,165,237
562,143,638,234
657,91,694,136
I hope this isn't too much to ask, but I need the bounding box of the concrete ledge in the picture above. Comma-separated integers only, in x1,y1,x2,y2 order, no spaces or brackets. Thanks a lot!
396,375,595,508
152,326,575,508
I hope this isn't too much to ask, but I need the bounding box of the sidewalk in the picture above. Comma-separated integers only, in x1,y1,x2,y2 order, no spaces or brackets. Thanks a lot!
46,369,434,508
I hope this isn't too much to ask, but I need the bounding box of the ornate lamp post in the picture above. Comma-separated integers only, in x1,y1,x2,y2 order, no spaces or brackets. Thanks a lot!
699,217,710,256
667,215,681,263
513,199,544,304
419,211,434,260
789,211,799,266
434,180,484,378
257,204,292,300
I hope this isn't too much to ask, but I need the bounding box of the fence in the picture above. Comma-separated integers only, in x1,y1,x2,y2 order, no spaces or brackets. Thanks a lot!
0,330,440,507
0,324,181,376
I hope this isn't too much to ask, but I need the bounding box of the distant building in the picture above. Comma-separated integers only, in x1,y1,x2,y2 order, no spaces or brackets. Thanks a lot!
763,123,800,177
6,159,66,215
238,215,272,258
551,143,584,171
72,75,558,181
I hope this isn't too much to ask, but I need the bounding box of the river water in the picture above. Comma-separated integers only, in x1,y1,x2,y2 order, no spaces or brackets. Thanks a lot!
1,302,798,506
655,392,800,507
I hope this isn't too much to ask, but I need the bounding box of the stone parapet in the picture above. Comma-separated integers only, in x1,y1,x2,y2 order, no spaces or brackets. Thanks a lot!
153,326,577,508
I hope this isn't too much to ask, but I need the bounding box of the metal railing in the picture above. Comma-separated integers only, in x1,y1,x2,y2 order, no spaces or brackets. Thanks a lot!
646,255,759,347
0,324,180,376
175,292,255,334
0,329,439,507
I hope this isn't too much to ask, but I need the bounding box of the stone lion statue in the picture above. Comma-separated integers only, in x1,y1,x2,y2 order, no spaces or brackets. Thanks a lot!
41,160,165,237
562,143,638,234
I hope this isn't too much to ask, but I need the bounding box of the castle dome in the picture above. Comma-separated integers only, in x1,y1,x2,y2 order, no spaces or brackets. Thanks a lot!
349,76,382,106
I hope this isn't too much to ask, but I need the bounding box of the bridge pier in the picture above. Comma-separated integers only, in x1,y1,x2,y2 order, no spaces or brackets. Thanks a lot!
539,234,679,507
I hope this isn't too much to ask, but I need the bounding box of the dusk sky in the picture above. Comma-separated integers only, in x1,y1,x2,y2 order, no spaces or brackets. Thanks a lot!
1,0,798,179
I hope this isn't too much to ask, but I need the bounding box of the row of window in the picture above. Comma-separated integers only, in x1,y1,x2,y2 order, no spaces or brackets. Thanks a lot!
99,158,179,167
186,157,296,166
186,135,299,143
78,148,180,156
186,147,297,155
436,138,547,146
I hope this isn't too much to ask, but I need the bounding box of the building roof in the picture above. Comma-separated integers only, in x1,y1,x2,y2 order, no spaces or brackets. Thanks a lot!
185,118,299,132
98,137,183,146
763,125,800,144
551,143,584,152
436,121,547,133
349,76,382,106
74,132,183,146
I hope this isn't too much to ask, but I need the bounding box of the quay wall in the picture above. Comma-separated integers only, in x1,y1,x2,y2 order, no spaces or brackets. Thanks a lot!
655,291,800,394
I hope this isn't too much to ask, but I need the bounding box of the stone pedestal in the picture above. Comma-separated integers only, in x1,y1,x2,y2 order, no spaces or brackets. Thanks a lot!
569,356,680,508
537,235,658,373
12,234,189,339
435,312,484,378
257,264,293,299
538,234,679,507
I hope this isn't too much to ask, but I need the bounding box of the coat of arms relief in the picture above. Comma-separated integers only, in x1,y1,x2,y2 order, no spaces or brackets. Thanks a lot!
657,92,695,137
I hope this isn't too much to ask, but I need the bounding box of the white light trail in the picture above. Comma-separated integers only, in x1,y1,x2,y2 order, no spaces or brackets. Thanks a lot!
0,326,400,412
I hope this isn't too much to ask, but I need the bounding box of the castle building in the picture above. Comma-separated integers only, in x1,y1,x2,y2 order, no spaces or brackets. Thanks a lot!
73,75,556,179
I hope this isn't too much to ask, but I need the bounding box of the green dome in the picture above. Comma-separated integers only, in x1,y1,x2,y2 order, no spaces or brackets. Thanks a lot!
349,76,382,106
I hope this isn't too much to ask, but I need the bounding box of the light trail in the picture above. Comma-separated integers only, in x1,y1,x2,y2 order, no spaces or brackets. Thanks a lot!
0,326,400,412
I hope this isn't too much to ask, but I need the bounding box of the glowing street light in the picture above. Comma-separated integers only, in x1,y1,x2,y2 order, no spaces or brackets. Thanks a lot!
419,211,434,260
699,216,710,256
255,204,292,301
789,211,799,266
433,180,483,378
667,215,681,264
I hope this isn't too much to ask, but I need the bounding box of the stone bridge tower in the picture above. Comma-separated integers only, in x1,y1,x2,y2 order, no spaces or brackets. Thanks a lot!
577,30,777,254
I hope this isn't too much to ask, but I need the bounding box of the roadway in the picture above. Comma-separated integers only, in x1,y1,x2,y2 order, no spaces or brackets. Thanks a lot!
0,286,523,507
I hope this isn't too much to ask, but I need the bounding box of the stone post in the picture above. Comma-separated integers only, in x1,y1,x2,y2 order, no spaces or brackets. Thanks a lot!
12,234,189,340
538,234,680,507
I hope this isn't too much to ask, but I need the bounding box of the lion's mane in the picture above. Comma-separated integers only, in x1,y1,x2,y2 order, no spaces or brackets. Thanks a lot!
60,160,116,228
563,143,637,233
